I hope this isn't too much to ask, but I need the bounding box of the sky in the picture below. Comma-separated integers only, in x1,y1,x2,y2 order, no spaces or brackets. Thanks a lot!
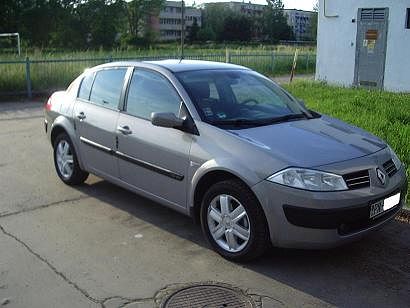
185,0,317,11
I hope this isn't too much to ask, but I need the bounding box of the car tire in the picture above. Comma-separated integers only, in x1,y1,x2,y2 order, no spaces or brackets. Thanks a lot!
200,179,269,262
53,133,88,185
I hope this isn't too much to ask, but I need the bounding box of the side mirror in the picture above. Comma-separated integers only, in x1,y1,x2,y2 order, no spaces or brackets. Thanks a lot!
151,112,185,129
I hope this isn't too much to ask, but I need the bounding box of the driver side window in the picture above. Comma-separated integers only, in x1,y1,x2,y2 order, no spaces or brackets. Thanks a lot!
126,69,181,120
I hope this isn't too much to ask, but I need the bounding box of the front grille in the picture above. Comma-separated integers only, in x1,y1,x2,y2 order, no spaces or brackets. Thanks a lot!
383,159,397,177
343,170,370,189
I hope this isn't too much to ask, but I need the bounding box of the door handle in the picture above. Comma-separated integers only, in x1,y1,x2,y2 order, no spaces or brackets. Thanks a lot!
117,125,132,135
77,112,86,120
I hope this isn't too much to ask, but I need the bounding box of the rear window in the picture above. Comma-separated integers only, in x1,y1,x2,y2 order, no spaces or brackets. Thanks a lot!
78,73,94,100
89,69,127,109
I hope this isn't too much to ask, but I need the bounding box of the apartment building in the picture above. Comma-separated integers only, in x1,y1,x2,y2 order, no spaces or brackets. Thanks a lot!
284,9,316,41
205,1,316,41
157,1,202,41
209,1,264,17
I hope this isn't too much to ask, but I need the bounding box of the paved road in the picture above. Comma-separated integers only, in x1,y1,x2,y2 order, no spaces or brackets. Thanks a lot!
0,102,409,308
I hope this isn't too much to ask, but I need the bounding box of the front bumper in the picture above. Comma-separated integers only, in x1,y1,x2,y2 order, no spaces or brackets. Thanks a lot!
252,166,407,249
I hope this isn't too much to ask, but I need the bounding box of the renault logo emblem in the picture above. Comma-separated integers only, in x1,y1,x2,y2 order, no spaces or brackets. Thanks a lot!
376,168,386,185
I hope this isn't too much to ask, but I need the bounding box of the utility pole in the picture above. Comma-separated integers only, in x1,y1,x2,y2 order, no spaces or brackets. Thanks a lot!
180,0,185,60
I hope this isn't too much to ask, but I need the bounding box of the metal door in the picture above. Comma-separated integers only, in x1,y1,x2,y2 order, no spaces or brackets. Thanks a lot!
73,67,128,179
116,68,193,208
116,113,192,208
354,8,389,89
74,101,120,179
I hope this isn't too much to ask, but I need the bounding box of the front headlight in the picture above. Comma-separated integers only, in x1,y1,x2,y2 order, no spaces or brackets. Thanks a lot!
267,168,348,191
388,146,402,170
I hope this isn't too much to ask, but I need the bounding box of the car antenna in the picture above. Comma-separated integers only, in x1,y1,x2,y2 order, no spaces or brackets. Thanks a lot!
179,0,185,63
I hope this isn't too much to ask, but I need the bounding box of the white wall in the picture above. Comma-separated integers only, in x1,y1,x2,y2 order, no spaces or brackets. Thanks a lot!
316,0,410,92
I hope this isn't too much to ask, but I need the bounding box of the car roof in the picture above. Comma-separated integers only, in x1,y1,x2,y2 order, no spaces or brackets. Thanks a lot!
145,59,249,72
98,59,249,73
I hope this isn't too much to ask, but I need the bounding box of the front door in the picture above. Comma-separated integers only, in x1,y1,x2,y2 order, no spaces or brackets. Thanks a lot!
74,68,127,178
354,8,389,89
116,69,193,208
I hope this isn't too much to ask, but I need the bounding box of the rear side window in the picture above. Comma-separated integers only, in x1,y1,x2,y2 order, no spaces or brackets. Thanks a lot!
89,69,127,109
78,73,94,100
126,70,181,120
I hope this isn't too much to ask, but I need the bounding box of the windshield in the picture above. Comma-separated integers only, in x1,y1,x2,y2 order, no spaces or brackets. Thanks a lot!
176,69,309,128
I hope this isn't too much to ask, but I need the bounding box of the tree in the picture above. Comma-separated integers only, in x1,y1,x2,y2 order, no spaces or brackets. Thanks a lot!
201,4,232,41
0,0,127,49
76,0,126,48
19,0,59,46
262,0,294,42
187,17,200,42
310,1,319,41
49,3,85,49
0,0,23,34
222,14,252,42
197,26,216,42
126,0,164,43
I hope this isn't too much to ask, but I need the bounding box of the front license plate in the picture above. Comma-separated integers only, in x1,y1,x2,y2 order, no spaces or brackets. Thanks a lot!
369,193,401,219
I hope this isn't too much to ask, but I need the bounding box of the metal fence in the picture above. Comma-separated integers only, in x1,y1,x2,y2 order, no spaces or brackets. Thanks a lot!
0,52,316,98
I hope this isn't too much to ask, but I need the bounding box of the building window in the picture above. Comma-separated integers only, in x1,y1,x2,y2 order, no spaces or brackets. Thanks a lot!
406,8,410,29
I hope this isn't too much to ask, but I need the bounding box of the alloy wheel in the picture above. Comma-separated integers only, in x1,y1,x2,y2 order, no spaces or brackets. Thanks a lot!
56,140,74,179
207,194,251,253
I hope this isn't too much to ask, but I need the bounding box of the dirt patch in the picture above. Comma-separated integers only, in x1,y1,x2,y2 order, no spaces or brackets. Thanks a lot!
396,209,410,224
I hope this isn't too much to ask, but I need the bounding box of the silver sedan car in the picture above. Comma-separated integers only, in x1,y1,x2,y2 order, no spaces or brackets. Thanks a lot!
45,60,407,261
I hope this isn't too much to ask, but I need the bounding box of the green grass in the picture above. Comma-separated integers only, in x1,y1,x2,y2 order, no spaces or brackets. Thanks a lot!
0,45,316,94
284,81,409,206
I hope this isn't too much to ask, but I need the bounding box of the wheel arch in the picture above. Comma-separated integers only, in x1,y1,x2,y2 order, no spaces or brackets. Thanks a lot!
190,165,263,225
50,125,67,146
50,116,85,170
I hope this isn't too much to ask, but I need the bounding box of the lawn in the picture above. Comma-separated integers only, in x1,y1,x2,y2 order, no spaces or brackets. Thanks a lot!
284,81,409,206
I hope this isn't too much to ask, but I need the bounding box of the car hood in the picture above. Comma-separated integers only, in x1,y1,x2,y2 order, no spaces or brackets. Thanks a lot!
228,115,387,168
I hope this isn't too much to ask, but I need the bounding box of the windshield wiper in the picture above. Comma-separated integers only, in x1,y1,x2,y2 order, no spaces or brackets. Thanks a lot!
264,113,308,124
301,109,314,119
210,114,308,128
210,119,262,127
230,113,308,126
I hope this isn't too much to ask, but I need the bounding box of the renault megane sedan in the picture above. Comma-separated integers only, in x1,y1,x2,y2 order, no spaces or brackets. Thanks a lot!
45,60,407,261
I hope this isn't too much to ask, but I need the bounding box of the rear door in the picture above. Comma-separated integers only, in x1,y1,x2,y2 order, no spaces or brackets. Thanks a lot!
116,68,193,208
74,68,127,178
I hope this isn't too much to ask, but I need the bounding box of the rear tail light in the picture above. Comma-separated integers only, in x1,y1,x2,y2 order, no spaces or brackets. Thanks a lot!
45,97,52,111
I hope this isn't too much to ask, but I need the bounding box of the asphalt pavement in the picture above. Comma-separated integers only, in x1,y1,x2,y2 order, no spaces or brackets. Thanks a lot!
0,101,409,308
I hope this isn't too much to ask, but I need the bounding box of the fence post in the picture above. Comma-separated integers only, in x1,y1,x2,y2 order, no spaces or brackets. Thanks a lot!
225,48,231,63
289,49,299,83
271,52,276,75
108,55,113,62
306,54,310,73
25,57,32,99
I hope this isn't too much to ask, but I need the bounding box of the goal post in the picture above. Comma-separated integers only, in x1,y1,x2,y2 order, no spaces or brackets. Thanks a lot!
0,33,21,56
